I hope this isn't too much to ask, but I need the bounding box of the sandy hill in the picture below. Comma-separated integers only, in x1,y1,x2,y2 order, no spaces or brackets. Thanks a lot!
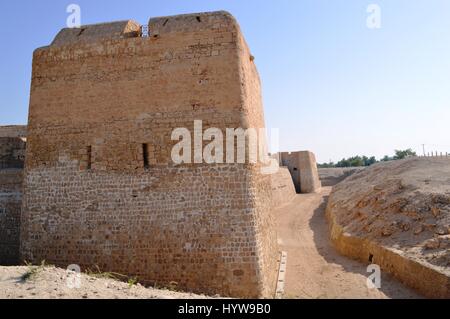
327,157,450,298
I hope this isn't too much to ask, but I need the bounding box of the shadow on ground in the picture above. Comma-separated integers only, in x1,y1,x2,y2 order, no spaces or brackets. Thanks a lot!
309,195,422,299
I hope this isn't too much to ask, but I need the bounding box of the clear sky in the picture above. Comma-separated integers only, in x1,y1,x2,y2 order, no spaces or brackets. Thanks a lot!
1,0,449,162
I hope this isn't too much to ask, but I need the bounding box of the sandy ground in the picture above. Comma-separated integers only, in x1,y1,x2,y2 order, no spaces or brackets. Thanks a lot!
275,187,421,299
0,266,212,299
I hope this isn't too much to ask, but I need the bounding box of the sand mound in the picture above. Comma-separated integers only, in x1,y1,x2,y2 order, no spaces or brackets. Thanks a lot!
327,157,450,297
0,265,214,299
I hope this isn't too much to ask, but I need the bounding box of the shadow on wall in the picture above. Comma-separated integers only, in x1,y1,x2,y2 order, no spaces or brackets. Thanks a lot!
0,137,26,169
0,127,26,265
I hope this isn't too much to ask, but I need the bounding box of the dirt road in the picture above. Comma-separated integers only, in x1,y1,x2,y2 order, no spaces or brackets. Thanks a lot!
274,187,421,299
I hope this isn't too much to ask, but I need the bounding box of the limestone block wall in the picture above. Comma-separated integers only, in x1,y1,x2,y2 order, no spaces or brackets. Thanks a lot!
280,151,322,194
22,11,278,298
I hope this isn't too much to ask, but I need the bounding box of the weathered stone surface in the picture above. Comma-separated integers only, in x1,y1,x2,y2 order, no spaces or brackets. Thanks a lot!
51,20,141,47
0,127,26,265
270,167,296,208
22,11,278,298
0,126,27,138
0,169,23,265
0,137,26,169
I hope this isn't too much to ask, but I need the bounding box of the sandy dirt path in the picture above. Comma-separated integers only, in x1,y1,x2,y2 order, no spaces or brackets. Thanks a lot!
274,187,421,299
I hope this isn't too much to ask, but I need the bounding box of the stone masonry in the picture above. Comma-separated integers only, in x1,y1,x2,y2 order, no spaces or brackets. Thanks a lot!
21,11,279,298
0,127,26,265
280,151,322,193
270,167,296,208
0,126,27,139
0,137,26,169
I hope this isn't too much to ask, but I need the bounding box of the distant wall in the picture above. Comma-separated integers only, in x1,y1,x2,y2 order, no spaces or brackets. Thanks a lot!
280,151,322,194
297,152,322,193
0,169,23,265
0,127,26,264
0,137,26,169
270,167,296,208
0,126,27,138
318,168,363,187
280,153,301,193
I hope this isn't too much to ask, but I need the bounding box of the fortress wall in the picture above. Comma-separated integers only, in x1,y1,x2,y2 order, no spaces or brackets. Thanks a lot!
235,27,279,297
298,151,322,193
270,167,297,208
0,126,27,138
51,20,141,46
280,152,301,193
22,11,277,298
280,151,322,194
0,137,26,169
0,129,26,264
0,169,23,265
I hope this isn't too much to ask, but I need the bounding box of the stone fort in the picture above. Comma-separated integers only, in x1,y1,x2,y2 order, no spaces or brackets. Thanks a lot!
0,11,321,298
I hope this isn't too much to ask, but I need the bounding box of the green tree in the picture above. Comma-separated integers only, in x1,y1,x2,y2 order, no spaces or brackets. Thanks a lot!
394,149,417,160
364,156,377,166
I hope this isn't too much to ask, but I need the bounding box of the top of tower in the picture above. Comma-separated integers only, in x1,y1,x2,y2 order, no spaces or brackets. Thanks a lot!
48,11,239,47
148,11,238,37
51,20,141,46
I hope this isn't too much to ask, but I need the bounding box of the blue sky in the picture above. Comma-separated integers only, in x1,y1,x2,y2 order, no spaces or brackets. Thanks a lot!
1,0,449,162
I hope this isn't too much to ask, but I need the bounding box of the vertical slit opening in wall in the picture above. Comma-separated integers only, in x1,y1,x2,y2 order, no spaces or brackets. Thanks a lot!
87,146,92,170
143,143,149,169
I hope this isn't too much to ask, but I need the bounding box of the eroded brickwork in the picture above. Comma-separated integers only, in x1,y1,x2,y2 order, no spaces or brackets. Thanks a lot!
22,11,278,298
